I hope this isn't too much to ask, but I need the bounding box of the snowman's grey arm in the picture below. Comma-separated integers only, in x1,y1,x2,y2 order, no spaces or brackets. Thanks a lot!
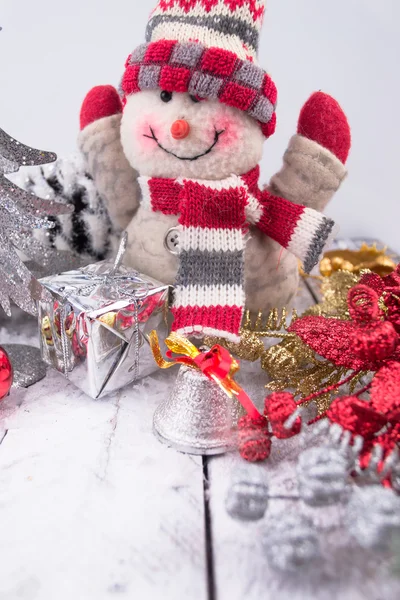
268,135,347,212
78,113,141,230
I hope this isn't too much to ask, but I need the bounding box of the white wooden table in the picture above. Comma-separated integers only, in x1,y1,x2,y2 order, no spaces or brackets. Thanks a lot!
0,240,399,600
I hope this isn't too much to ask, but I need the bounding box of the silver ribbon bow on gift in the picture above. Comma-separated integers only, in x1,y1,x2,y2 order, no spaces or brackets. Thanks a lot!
60,233,149,381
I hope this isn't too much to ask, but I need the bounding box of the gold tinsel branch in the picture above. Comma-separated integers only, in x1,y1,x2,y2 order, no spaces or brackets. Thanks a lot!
242,306,298,338
204,307,299,362
206,245,396,414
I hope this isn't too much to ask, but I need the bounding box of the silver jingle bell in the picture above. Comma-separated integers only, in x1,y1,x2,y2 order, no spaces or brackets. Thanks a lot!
153,365,244,455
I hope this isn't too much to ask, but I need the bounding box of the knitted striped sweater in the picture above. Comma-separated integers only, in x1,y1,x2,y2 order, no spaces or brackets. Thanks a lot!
139,166,334,342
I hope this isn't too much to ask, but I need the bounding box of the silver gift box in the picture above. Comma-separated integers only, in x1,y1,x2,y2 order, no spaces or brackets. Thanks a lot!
37,260,170,398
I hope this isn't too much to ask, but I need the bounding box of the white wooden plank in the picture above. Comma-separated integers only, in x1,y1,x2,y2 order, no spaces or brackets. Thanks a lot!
207,279,400,600
0,365,207,600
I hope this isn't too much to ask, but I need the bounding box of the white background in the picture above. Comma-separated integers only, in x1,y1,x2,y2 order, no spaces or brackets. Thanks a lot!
1,0,399,251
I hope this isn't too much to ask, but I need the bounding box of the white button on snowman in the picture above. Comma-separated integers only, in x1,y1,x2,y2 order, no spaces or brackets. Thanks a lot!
164,227,181,255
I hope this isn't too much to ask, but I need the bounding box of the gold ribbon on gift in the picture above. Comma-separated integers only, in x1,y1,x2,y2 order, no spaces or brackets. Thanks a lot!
149,331,261,420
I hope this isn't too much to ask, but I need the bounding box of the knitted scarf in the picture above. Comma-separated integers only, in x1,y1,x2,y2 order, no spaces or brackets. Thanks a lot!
174,176,249,343
139,168,335,342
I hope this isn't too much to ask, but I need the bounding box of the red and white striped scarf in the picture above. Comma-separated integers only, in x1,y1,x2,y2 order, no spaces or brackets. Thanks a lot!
139,167,334,342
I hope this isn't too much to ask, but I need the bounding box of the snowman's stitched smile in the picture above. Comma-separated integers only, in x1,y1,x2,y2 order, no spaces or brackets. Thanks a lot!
143,127,225,161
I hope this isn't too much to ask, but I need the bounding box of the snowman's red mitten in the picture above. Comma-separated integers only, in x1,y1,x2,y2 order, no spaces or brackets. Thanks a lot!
80,85,122,131
297,91,351,164
269,92,351,212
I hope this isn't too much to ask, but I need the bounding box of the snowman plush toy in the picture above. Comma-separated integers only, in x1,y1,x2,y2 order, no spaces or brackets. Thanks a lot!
78,0,351,344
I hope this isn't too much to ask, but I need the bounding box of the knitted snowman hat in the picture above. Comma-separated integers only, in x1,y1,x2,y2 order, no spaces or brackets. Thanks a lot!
121,0,277,137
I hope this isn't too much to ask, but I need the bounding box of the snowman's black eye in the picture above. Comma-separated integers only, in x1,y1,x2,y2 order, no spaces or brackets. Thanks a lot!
190,94,200,103
160,91,173,103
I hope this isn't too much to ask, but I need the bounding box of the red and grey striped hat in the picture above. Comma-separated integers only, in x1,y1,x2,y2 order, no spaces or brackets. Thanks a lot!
121,0,277,138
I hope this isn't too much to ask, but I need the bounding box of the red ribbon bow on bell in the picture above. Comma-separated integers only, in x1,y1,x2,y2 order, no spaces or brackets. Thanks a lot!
149,331,261,420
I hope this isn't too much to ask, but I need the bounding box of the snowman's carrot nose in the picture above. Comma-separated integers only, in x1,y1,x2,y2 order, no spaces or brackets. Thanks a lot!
171,119,190,140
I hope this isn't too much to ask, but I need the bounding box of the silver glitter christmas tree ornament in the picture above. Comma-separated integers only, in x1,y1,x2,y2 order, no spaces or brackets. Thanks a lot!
262,513,320,572
345,486,400,551
2,344,47,387
297,446,351,507
226,465,269,521
0,128,56,170
0,128,73,316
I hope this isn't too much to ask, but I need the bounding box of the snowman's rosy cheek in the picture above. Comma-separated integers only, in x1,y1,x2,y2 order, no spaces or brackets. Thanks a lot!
134,116,159,145
215,119,240,148
139,133,157,151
